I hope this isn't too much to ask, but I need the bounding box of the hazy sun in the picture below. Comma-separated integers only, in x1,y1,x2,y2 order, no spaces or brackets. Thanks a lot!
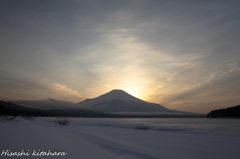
120,81,147,100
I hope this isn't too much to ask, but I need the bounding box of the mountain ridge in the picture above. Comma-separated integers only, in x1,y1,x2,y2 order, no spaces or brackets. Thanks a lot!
78,89,197,115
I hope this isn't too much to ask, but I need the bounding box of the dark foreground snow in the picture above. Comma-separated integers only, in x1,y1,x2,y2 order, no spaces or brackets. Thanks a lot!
1,118,240,159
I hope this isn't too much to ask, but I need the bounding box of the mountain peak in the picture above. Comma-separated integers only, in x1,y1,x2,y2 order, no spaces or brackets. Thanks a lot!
98,89,142,103
109,89,126,93
78,89,177,113
79,89,196,114
108,89,127,93
111,89,124,91
78,89,194,114
78,89,145,108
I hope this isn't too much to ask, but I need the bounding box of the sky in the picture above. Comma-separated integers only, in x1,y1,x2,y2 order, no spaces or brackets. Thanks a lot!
0,0,240,113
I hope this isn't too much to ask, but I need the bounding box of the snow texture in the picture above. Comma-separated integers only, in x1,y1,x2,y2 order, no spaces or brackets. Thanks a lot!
1,117,240,159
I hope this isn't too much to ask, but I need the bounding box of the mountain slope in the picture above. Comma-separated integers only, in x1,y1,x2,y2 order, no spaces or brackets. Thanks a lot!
78,89,192,114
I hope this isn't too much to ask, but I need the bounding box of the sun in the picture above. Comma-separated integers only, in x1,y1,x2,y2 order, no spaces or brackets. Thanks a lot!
120,81,147,100
125,87,139,97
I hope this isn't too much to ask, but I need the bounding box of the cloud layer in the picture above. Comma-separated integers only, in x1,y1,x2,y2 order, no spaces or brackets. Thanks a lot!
0,0,240,113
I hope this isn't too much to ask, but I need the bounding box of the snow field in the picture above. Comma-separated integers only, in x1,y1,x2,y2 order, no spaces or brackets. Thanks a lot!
1,117,240,159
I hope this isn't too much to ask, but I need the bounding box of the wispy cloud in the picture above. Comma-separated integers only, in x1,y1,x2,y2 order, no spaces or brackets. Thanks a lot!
0,0,240,113
51,83,82,98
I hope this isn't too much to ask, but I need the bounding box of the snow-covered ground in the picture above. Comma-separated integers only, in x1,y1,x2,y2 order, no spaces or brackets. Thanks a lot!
1,117,240,159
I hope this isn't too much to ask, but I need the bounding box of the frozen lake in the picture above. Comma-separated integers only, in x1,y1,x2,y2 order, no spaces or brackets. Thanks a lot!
1,117,240,159
70,118,240,136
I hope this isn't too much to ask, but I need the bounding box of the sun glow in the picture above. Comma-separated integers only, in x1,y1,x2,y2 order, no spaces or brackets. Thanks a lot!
120,80,147,101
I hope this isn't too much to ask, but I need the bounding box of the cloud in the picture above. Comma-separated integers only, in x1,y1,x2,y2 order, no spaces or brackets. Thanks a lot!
156,64,240,113
0,0,240,113
0,70,84,102
51,83,82,98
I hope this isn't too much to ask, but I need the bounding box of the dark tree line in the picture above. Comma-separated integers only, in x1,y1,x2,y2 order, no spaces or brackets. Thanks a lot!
207,105,240,118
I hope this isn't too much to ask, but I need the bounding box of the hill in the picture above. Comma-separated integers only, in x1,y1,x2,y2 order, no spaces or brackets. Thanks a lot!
207,105,240,118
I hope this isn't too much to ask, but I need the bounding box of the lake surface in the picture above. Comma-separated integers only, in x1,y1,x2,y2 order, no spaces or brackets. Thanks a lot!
73,118,240,136
123,118,240,136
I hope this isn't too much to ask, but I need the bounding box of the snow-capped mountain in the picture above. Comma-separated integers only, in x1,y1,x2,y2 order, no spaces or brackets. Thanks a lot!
80,89,146,105
78,89,189,114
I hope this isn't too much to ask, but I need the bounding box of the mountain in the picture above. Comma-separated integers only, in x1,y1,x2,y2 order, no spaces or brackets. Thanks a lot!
78,89,194,115
0,100,111,117
0,93,204,118
207,105,240,118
